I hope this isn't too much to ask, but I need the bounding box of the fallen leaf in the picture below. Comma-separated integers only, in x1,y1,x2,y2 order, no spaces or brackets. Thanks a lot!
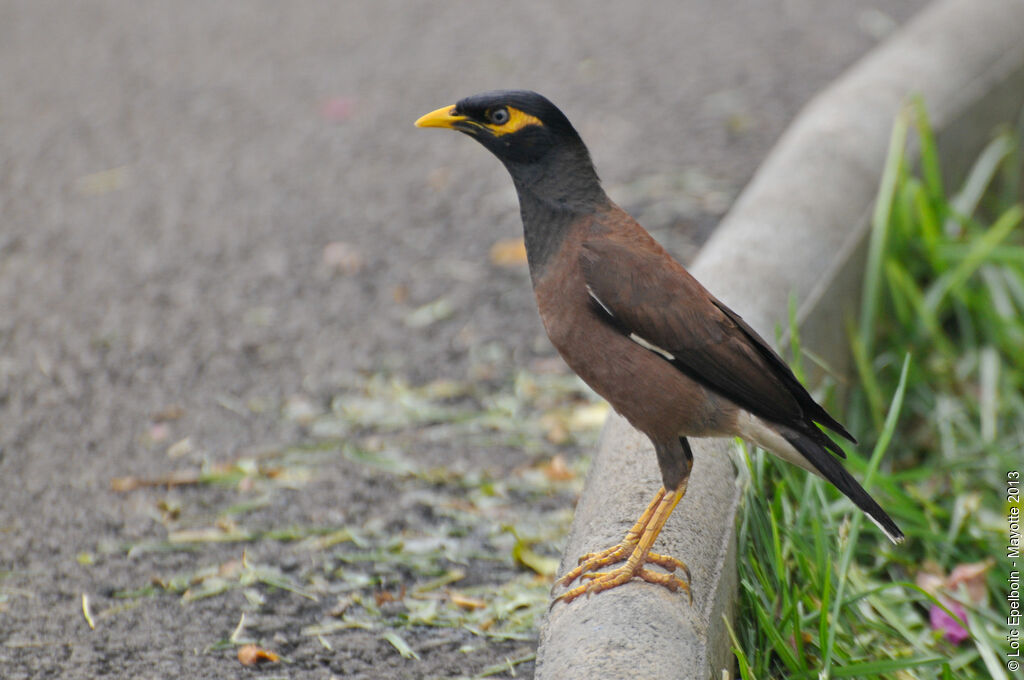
166,437,193,459
82,594,95,630
568,401,610,432
75,166,129,196
328,596,354,617
540,455,574,482
404,297,454,328
449,592,487,610
540,413,569,444
489,238,527,267
218,559,244,578
283,394,319,425
152,405,185,422
237,644,279,665
511,533,559,577
156,499,181,521
374,586,406,606
382,631,420,660
146,422,170,444
111,469,200,491
322,241,365,275
169,526,251,544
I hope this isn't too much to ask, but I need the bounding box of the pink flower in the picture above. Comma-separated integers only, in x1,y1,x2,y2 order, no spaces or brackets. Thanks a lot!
916,559,991,645
929,598,969,644
320,97,355,123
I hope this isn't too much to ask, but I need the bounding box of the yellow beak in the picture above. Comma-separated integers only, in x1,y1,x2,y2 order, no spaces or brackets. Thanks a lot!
414,104,467,129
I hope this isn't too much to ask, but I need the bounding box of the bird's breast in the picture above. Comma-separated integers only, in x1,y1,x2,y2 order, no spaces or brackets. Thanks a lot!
531,232,739,443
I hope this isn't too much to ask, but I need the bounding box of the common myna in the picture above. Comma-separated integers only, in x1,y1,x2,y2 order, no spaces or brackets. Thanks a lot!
416,90,903,604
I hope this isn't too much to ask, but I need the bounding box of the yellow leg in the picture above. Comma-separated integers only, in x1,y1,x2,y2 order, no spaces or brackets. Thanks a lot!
555,480,692,604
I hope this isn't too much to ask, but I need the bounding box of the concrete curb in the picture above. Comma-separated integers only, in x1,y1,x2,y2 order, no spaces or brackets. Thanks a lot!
535,0,1024,678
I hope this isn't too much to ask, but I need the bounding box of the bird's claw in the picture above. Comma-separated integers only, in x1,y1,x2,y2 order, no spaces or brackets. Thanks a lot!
555,561,692,605
555,546,692,605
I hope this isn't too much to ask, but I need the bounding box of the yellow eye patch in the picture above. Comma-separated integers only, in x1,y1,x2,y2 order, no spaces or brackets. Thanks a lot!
485,107,544,136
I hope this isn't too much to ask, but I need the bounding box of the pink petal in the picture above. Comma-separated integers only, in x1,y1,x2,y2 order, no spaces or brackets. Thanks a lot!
320,97,355,123
947,560,993,604
930,599,969,644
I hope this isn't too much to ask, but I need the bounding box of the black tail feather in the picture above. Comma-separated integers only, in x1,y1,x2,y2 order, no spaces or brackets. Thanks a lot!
819,431,849,460
783,429,904,544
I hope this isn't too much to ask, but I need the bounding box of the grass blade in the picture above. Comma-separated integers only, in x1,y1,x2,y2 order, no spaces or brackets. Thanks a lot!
821,354,910,677
947,133,1015,232
860,107,910,359
912,97,944,203
925,203,1024,313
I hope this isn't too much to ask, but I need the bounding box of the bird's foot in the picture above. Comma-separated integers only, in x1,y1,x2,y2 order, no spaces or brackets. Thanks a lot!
553,486,692,605
555,548,691,604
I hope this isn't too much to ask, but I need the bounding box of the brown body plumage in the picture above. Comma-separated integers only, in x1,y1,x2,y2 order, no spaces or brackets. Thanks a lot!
533,205,741,487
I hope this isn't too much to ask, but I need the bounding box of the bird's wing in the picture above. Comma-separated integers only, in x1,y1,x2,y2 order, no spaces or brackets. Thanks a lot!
580,235,854,444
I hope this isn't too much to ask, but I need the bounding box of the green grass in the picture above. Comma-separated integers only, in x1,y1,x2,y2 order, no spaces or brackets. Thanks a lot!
730,100,1024,679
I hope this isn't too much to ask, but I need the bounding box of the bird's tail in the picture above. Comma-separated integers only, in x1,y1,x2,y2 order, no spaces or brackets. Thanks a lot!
783,429,904,545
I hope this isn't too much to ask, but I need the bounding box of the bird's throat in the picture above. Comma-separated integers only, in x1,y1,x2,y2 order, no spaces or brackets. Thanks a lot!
498,142,605,281
513,180,606,283
517,192,579,282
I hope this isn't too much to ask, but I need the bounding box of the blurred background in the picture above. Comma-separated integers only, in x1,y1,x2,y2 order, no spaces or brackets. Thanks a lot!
0,1,928,677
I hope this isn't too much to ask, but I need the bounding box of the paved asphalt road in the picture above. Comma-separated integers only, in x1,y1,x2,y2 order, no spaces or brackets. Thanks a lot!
0,1,926,677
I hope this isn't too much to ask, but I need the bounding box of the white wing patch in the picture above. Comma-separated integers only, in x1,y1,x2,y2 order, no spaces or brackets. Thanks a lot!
628,333,676,361
585,285,614,317
586,285,677,363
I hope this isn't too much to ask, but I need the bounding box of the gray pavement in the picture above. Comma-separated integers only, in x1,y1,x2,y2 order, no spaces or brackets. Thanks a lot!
0,1,926,677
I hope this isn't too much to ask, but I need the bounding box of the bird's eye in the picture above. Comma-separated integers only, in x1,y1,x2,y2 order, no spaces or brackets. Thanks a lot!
489,108,510,125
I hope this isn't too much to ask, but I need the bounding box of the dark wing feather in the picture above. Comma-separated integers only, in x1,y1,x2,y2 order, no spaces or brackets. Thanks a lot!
580,236,854,447
710,298,855,443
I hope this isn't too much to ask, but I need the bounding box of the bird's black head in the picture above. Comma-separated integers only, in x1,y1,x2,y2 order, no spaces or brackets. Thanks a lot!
416,90,602,205
417,90,607,276
416,90,582,164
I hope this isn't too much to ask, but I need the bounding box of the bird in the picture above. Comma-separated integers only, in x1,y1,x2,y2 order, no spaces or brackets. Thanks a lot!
415,90,903,604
